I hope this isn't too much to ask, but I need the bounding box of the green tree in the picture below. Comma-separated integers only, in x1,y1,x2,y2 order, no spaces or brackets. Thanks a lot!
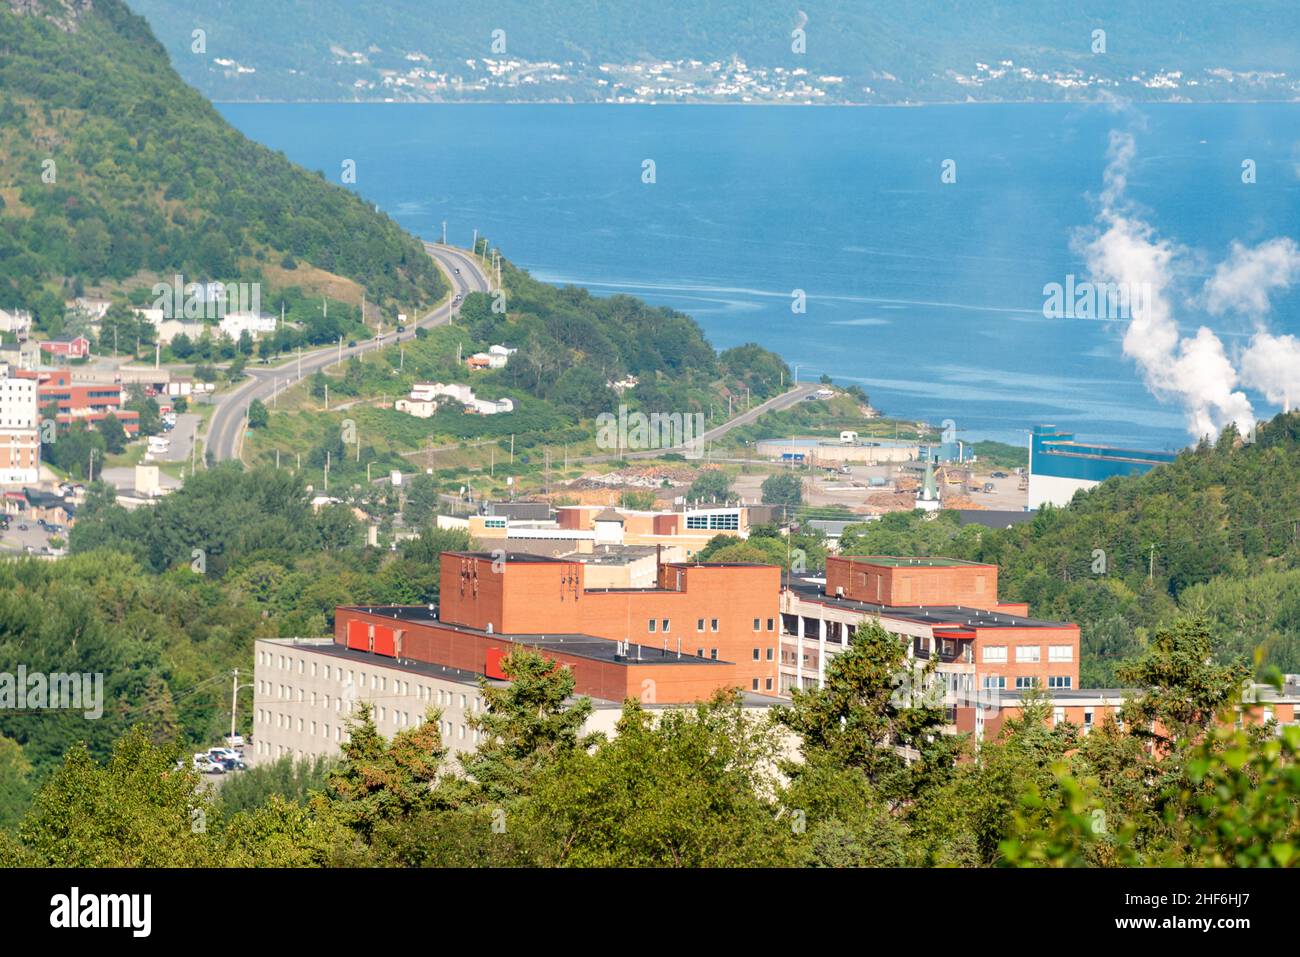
688,469,732,504
96,412,128,454
462,648,596,802
402,473,439,529
247,398,269,429
523,693,794,866
326,704,452,841
14,726,214,867
761,471,803,509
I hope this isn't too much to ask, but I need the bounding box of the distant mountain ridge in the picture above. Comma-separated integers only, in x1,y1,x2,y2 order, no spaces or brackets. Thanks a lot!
0,0,445,324
125,0,1300,104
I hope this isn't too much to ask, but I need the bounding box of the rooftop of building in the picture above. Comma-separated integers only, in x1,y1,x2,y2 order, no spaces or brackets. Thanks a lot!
834,555,992,569
339,605,733,666
785,578,1072,629
261,636,786,710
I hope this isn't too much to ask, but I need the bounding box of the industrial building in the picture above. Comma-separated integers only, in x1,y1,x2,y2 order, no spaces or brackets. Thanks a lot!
1027,424,1177,509
250,550,787,764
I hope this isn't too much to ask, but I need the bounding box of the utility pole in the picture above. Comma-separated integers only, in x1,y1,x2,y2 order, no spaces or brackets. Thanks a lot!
325,451,330,492
472,228,478,258
1148,544,1156,583
509,433,514,464
442,220,447,245
324,384,329,411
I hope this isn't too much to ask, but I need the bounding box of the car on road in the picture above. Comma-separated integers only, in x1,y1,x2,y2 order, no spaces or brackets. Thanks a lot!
991,471,1008,479
396,324,405,333
453,293,463,303
454,267,461,275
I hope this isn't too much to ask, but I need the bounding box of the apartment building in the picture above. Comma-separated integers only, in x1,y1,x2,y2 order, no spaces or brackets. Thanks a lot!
780,556,1080,710
0,364,39,485
252,635,784,766
35,369,140,434
957,682,1300,746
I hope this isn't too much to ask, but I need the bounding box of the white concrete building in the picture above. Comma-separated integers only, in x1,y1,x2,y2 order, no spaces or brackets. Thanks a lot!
0,364,40,485
219,310,277,341
0,308,33,339
251,637,782,766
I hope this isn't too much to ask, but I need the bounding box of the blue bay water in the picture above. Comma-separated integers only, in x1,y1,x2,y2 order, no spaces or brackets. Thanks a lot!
218,102,1300,450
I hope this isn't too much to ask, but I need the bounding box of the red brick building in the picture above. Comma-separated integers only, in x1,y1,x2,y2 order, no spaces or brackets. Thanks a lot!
333,551,784,704
34,369,139,434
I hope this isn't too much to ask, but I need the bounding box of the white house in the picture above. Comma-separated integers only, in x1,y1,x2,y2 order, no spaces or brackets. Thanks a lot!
0,308,33,339
219,310,278,341
396,382,513,417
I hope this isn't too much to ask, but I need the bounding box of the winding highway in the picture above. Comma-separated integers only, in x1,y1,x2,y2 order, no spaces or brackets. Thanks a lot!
204,243,489,463
203,240,813,468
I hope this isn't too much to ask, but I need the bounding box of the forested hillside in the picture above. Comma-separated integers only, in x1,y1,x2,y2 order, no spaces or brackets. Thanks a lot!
840,413,1300,684
0,0,445,325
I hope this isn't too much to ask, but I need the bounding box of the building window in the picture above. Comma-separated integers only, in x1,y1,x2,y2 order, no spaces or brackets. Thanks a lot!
753,618,761,632
752,648,760,661
766,647,774,661
1015,645,1041,663
1052,707,1065,727
982,676,1006,690
697,648,704,658
765,678,773,691
766,618,775,631
710,648,718,660
696,619,705,632
1048,676,1072,689
662,619,670,632
1015,676,1038,690
648,619,657,633
752,679,759,691
982,645,1007,663
1048,645,1073,662
710,619,719,632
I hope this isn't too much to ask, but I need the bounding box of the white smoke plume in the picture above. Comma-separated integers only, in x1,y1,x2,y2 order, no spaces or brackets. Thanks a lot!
1204,238,1300,412
1204,238,1300,319
1240,331,1300,411
1078,130,1254,441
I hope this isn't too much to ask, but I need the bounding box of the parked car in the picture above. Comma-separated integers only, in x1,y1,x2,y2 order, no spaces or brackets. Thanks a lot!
208,747,240,764
396,324,406,334
17,524,27,531
991,471,1008,479
193,754,224,774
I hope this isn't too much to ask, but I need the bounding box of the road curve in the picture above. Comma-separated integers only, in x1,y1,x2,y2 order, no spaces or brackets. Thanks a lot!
204,244,490,463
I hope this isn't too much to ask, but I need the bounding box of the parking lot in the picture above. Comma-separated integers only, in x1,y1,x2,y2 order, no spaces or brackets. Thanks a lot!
0,519,66,557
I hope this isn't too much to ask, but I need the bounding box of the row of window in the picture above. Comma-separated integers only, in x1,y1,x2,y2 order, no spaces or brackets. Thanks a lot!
646,618,779,635
981,644,1074,664
982,675,1073,690
257,709,484,745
